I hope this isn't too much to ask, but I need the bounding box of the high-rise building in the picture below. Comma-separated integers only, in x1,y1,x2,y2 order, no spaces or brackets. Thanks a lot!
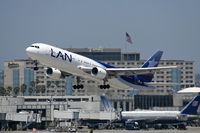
0,70,4,88
4,60,34,96
4,59,69,96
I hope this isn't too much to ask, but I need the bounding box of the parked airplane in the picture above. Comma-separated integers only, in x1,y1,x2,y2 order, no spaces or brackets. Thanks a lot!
101,95,200,129
121,95,200,128
26,43,176,89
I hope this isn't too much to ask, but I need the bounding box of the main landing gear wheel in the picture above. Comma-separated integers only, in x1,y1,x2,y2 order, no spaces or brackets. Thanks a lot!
73,84,84,89
73,77,84,89
99,84,110,89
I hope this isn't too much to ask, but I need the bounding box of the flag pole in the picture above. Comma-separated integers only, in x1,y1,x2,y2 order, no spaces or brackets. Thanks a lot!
124,41,127,53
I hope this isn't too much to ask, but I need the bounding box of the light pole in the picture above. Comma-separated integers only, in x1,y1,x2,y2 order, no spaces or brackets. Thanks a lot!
48,95,53,123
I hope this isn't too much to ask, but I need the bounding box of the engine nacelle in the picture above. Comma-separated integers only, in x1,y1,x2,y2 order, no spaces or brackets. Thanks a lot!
91,67,107,79
46,67,62,79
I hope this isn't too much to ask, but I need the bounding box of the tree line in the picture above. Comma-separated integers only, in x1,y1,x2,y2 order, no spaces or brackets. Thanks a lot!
0,81,46,96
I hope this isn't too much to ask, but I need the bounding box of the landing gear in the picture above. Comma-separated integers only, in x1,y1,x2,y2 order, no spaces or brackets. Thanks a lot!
99,80,110,89
73,77,84,89
73,84,84,89
33,60,39,70
99,84,110,89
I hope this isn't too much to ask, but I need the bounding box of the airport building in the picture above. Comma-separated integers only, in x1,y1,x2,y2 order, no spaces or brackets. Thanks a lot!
0,95,117,129
3,60,68,96
195,74,200,87
0,94,197,130
0,70,4,88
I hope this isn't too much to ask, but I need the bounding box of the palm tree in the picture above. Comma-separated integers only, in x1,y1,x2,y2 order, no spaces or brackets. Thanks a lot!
29,81,36,96
41,85,46,94
29,86,34,96
5,86,12,96
36,85,40,95
47,81,52,88
13,87,19,96
20,84,27,96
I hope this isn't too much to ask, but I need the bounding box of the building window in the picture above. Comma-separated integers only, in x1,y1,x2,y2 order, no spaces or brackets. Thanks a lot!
13,69,19,88
126,102,129,111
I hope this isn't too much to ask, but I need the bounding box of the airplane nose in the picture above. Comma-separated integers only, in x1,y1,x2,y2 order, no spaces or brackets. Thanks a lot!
26,46,36,58
26,47,31,53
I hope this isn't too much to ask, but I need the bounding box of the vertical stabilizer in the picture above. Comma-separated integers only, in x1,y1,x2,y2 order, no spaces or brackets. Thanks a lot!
181,95,200,115
100,95,115,111
137,50,163,82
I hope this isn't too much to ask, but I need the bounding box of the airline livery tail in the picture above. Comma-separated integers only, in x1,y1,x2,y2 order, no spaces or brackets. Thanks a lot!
137,50,163,82
100,95,114,111
119,50,164,87
180,95,200,115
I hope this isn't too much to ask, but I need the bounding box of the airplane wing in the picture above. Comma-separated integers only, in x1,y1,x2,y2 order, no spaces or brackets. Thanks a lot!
78,65,177,77
105,66,178,77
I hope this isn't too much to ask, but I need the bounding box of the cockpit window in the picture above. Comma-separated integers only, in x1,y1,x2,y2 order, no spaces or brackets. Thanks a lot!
31,45,40,49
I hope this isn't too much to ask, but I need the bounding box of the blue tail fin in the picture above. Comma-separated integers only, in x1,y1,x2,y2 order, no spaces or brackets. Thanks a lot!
141,50,163,68
137,50,163,82
100,95,115,111
181,95,200,115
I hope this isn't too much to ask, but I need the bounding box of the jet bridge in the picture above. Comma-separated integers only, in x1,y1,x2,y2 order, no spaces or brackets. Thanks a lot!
6,111,41,123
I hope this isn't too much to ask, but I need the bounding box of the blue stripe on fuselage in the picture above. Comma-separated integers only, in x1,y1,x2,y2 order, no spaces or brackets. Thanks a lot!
119,76,148,86
97,61,115,68
98,61,148,86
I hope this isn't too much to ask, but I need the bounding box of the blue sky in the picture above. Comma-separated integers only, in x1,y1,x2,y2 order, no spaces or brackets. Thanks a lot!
0,0,200,73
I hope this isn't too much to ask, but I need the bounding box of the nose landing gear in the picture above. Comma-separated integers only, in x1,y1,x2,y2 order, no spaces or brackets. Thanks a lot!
99,80,110,89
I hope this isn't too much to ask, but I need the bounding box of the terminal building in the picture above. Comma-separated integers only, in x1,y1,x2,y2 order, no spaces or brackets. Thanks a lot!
0,70,4,88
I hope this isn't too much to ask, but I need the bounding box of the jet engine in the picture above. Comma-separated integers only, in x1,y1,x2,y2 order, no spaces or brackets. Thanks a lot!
91,67,107,79
46,67,63,79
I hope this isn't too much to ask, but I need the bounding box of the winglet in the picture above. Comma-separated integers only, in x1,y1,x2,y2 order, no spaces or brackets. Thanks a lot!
180,95,200,115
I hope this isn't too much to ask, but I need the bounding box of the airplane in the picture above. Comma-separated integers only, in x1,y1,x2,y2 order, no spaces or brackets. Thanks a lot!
26,43,177,89
100,95,200,129
121,95,200,129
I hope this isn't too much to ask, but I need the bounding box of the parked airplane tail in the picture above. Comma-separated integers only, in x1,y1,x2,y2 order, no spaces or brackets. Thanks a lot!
180,95,200,115
100,95,115,111
137,50,163,82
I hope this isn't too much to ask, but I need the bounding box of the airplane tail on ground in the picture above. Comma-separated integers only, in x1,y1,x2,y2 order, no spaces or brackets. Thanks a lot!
137,50,163,82
100,95,115,111
180,95,200,115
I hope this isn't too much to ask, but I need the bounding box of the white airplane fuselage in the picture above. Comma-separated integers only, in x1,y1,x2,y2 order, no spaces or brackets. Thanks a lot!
26,43,131,89
122,111,181,121
26,43,176,89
